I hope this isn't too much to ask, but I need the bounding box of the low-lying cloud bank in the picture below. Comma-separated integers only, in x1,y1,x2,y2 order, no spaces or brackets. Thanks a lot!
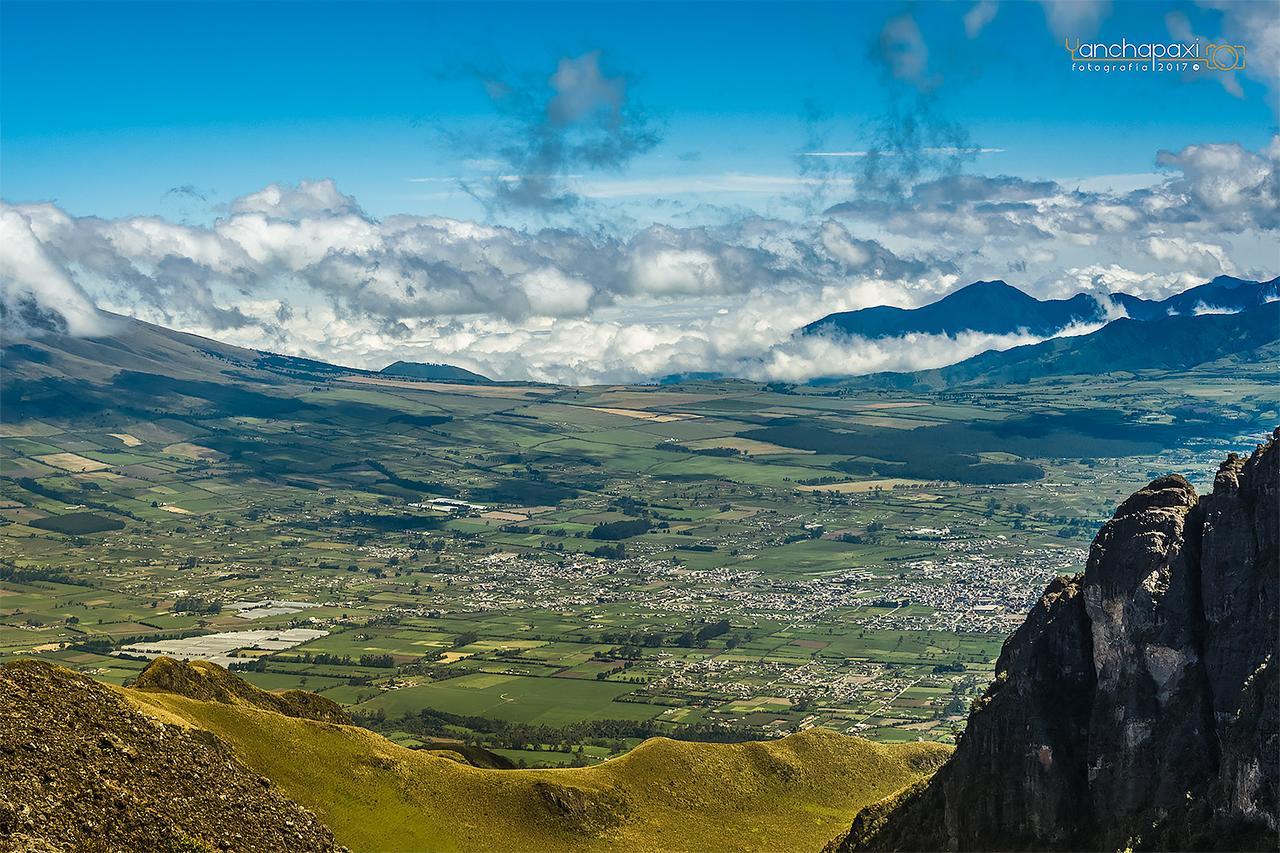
747,322,1105,383
1,136,1276,384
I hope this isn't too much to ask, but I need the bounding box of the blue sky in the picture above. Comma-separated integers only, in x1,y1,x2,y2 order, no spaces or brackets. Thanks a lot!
3,0,1275,222
2,1,1277,383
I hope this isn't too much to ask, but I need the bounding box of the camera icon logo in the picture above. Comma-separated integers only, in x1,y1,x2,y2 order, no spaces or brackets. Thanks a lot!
1206,43,1246,71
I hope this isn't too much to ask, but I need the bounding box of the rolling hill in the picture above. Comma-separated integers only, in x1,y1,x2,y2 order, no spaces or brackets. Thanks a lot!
0,312,487,422
382,360,492,383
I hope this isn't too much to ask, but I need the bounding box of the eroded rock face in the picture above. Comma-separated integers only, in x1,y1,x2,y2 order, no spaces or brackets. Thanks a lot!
1083,474,1217,835
840,431,1279,852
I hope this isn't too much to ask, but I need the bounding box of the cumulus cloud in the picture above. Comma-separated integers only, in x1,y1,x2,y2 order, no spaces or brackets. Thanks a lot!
1140,235,1237,276
0,207,109,336
827,137,1279,263
2,136,1275,384
231,179,364,219
1154,138,1279,231
0,181,959,375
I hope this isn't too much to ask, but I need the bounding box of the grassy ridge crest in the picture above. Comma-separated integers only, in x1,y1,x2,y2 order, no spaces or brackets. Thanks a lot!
121,673,949,853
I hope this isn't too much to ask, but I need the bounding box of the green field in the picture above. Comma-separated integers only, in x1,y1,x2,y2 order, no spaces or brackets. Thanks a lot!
357,673,660,724
2,348,1272,759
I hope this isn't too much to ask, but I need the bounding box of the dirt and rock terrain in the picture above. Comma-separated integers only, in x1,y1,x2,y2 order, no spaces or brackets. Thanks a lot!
0,658,341,853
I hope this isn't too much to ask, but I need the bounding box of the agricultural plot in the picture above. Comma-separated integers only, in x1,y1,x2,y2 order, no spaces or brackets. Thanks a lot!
1,364,1271,765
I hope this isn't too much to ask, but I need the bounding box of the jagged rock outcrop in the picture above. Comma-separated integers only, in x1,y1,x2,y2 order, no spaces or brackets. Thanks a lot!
0,659,341,853
838,430,1279,852
131,657,350,724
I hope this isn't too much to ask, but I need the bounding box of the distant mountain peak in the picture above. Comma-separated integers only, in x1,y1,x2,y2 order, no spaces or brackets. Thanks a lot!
803,279,1100,340
954,278,1013,291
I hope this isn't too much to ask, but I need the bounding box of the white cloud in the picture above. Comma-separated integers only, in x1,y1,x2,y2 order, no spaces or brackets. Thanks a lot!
1191,301,1240,315
1199,0,1280,111
515,268,596,316
2,134,1275,383
746,323,1106,383
1037,264,1208,302
1154,139,1278,229
1040,0,1111,40
231,179,363,219
1141,236,1237,276
0,207,108,336
964,1,1000,39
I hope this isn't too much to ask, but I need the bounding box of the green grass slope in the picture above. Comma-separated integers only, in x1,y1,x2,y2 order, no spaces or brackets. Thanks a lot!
123,686,949,853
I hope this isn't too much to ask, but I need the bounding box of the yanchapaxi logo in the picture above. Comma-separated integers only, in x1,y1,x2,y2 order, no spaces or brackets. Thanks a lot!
1065,37,1245,74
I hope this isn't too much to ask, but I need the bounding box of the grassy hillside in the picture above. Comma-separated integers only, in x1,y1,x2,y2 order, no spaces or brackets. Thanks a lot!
123,684,949,853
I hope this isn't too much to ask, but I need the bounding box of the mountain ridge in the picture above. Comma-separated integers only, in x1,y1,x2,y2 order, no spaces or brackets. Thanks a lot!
1,277,1275,394
855,301,1280,389
804,275,1279,341
804,280,1106,339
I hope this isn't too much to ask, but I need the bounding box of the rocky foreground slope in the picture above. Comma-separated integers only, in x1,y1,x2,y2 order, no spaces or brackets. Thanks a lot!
0,659,340,853
837,430,1279,852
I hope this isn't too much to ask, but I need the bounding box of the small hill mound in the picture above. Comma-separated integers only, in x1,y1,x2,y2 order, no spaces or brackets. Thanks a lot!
381,360,491,383
417,738,518,769
132,657,350,725
123,668,950,853
0,659,340,853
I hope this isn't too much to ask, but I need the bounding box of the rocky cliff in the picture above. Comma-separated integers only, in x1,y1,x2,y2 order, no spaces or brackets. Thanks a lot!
838,430,1279,852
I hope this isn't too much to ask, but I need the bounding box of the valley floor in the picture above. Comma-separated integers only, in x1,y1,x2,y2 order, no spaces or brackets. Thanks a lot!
2,334,1273,764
